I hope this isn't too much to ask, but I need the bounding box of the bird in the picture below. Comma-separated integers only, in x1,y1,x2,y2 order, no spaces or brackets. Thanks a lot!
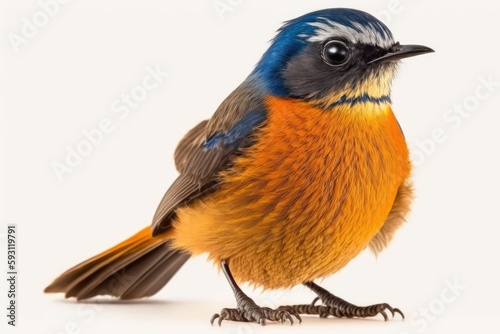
45,8,433,326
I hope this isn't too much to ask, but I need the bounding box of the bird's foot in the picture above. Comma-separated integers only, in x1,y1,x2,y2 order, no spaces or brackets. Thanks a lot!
210,292,301,326
314,294,404,320
283,282,404,321
283,299,403,320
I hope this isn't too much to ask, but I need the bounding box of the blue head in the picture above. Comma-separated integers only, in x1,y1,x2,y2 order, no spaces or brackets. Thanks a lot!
250,8,433,106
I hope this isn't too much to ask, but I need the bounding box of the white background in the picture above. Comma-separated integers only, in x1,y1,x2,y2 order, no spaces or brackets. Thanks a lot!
1,0,499,333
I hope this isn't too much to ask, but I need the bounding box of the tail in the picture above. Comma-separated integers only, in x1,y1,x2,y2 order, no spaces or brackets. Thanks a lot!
44,227,190,300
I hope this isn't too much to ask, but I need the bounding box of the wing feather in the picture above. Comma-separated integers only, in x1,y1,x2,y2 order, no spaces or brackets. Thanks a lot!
151,82,266,236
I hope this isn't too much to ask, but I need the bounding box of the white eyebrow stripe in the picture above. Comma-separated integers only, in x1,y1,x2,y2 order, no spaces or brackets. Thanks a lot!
304,17,394,49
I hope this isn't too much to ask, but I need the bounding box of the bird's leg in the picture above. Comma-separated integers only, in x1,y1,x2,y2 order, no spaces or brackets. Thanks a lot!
281,281,404,321
210,260,301,326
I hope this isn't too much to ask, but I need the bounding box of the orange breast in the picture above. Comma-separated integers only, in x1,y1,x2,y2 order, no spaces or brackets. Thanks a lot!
172,96,410,289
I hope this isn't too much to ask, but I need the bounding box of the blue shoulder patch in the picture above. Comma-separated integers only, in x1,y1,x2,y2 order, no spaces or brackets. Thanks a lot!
203,110,267,150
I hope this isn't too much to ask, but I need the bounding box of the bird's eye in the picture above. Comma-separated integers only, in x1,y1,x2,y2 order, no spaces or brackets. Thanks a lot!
322,40,350,66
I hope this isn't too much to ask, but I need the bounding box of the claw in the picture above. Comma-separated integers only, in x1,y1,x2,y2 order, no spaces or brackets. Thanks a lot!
394,308,405,320
296,282,407,322
212,306,295,326
294,312,303,324
375,303,405,321
277,306,302,324
212,305,303,326
210,313,219,326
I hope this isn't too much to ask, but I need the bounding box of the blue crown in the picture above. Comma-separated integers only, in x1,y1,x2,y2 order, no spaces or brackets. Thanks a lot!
252,8,394,96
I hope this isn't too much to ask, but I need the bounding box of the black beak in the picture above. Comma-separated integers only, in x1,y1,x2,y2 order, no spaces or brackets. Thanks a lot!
369,43,434,64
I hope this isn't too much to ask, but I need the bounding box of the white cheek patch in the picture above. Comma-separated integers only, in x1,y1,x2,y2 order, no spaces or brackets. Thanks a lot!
303,17,394,49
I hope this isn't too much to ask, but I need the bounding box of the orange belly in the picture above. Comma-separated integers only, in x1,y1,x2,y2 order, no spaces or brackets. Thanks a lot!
172,96,410,289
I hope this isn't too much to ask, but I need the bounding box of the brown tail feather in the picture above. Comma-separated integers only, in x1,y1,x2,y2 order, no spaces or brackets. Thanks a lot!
44,227,190,300
121,246,189,299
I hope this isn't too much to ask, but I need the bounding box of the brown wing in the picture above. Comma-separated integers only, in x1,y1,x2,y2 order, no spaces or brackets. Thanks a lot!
150,81,266,237
173,120,208,172
151,120,225,236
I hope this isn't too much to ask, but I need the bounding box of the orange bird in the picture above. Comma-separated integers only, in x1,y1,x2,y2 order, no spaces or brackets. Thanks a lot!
45,8,433,325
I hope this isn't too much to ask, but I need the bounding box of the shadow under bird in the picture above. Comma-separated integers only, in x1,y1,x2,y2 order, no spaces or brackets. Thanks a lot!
45,8,434,325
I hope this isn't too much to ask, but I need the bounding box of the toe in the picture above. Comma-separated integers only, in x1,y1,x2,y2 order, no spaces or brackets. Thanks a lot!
393,307,405,320
380,310,389,321
210,313,219,326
